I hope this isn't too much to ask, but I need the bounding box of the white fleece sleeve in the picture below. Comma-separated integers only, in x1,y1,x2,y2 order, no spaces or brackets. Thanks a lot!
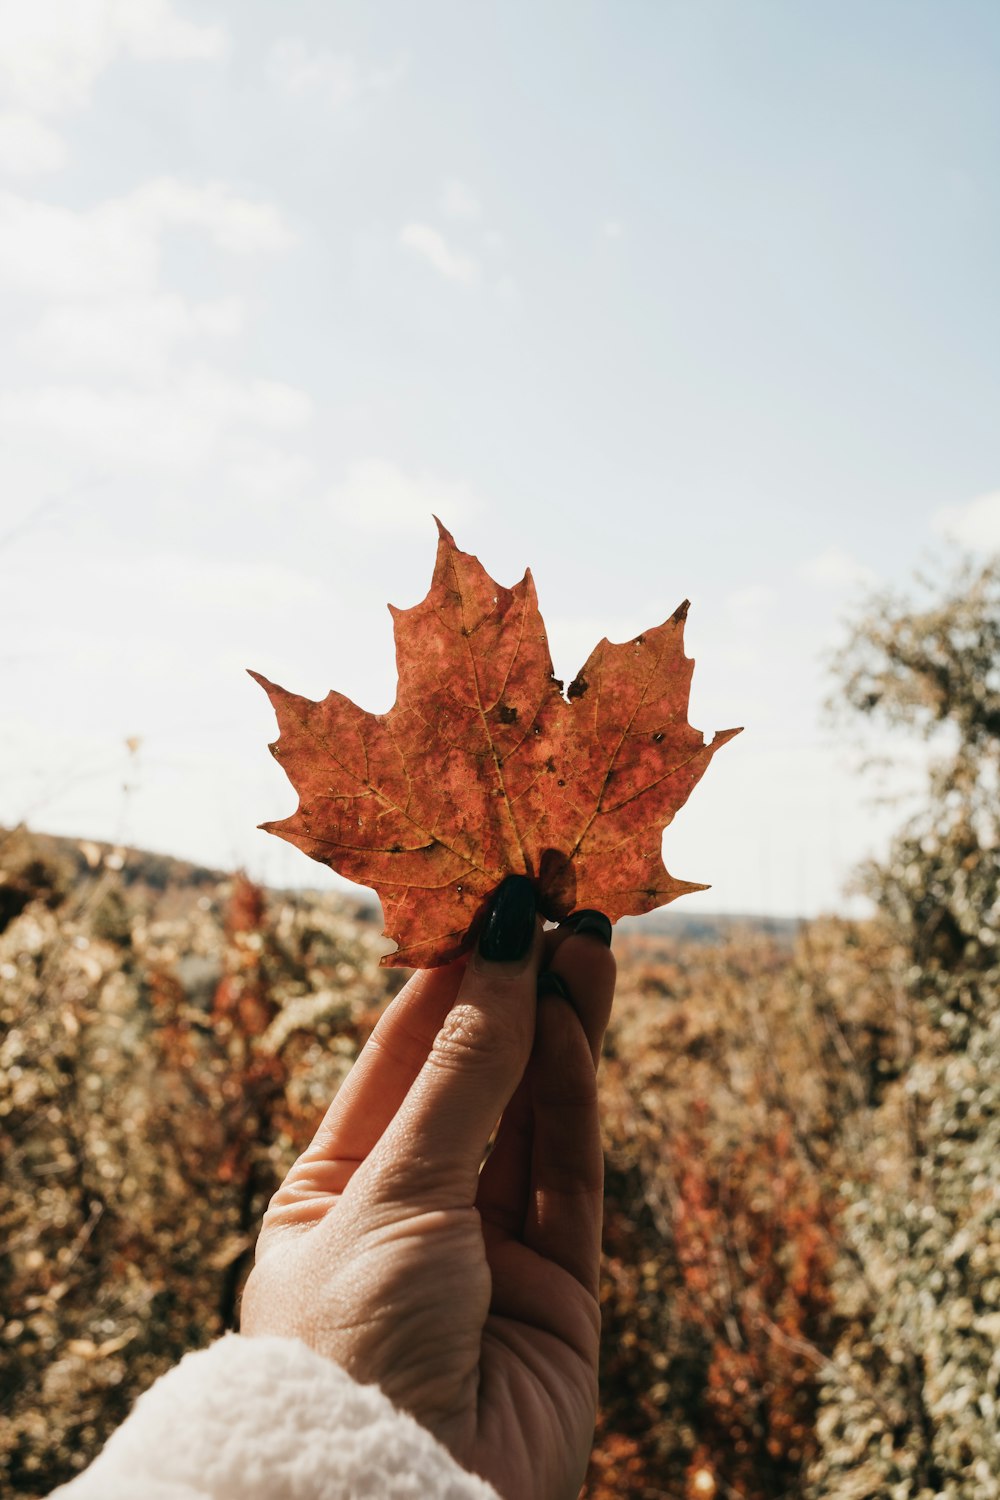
50,1333,501,1500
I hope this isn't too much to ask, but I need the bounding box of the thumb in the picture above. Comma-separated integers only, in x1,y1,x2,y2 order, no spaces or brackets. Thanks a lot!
366,876,542,1203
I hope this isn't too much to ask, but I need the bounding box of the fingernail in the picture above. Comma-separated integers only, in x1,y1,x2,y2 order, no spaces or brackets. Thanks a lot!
478,875,538,964
537,971,571,1001
563,909,613,948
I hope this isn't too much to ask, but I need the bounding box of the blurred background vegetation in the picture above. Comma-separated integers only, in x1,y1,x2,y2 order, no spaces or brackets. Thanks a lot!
1,556,997,1500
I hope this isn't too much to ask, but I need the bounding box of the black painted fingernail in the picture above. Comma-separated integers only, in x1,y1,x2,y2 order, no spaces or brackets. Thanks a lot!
563,909,613,948
478,875,537,963
537,970,571,1001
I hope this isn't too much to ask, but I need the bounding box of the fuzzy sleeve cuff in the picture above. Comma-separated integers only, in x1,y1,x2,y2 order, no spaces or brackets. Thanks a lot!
50,1333,501,1500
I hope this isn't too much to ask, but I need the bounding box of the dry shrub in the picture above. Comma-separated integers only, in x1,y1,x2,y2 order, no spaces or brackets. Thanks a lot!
0,844,397,1494
583,925,878,1497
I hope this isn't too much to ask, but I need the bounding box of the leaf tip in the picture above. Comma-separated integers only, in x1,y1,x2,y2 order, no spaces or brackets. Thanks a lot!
671,599,691,625
709,725,744,750
432,514,458,549
247,667,279,698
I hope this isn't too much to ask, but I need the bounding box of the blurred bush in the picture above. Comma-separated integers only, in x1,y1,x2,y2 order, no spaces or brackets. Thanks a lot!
803,557,1000,1498
0,845,399,1493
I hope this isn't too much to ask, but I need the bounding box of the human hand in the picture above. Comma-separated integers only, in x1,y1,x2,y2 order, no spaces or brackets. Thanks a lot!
240,876,615,1500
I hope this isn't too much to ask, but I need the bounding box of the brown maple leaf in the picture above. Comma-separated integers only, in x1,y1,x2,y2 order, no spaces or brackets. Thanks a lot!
251,523,741,968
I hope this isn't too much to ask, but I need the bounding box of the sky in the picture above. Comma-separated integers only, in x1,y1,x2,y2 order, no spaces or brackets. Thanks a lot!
2,0,999,919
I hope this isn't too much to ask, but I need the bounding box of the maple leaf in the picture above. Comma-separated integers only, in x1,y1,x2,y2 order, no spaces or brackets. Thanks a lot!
251,523,741,968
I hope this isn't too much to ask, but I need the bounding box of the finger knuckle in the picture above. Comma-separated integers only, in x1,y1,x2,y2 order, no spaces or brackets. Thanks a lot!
430,998,530,1074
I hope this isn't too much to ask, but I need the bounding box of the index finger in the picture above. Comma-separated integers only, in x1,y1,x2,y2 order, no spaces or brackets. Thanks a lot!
278,962,466,1200
364,908,544,1204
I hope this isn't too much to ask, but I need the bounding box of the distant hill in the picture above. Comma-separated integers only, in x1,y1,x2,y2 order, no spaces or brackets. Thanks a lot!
618,909,802,946
0,824,225,890
0,826,801,944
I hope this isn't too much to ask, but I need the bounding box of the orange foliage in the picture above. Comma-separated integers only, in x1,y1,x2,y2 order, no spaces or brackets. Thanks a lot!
670,1127,836,1497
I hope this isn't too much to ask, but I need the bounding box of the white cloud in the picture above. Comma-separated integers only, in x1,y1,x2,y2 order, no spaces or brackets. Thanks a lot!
130,177,296,254
0,112,67,176
329,458,482,535
164,555,321,612
9,549,321,630
0,370,312,467
267,37,403,107
0,0,227,115
0,179,293,300
440,177,481,221
226,443,314,503
399,223,479,285
797,547,877,590
602,219,625,240
22,293,243,375
726,583,777,629
0,3,227,189
110,0,226,64
0,189,157,297
932,491,1000,552
493,273,519,306
0,170,299,504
